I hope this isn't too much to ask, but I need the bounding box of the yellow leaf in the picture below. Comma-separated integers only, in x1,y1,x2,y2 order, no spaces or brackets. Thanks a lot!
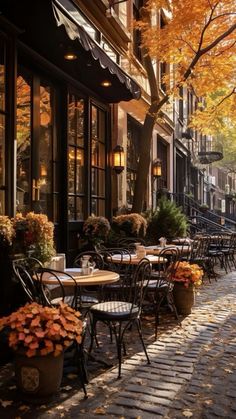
94,407,106,414
182,410,193,417
0,399,13,408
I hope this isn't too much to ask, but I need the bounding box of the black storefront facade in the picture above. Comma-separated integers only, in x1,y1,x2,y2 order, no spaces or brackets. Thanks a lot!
0,0,140,262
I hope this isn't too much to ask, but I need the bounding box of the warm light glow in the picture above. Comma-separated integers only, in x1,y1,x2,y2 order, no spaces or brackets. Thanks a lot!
40,164,47,177
64,46,77,61
64,52,77,60
101,80,112,87
152,159,162,178
113,145,125,174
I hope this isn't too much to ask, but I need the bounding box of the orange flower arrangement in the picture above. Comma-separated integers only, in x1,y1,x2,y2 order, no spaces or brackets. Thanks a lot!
0,302,83,358
172,261,203,288
13,212,55,263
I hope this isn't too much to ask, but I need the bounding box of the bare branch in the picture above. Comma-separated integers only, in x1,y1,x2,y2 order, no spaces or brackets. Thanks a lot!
197,2,219,54
214,87,236,109
176,37,197,54
200,23,236,55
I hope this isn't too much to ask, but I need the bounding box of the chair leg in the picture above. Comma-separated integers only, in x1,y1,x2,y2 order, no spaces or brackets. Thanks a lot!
75,343,88,397
135,318,150,365
88,316,98,353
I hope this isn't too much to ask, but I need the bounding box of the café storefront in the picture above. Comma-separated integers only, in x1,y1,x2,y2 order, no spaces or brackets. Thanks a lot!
0,0,140,261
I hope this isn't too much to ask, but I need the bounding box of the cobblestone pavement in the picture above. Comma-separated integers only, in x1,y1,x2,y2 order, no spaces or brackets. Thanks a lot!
1,268,236,418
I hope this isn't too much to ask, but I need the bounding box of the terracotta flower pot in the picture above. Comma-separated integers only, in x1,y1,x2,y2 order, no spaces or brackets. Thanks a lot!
14,351,64,399
173,282,195,315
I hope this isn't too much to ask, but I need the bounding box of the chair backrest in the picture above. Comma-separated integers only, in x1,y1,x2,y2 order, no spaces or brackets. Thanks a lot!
126,259,152,314
12,258,45,304
191,234,211,258
156,247,180,282
39,268,79,310
99,248,133,279
73,251,104,270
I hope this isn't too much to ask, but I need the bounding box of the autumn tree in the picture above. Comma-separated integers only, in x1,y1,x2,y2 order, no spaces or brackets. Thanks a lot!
132,0,236,213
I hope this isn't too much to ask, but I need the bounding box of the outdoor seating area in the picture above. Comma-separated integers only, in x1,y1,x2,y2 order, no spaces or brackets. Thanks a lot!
1,226,236,406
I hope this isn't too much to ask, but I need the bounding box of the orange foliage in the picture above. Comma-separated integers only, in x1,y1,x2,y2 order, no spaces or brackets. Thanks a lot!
136,0,236,131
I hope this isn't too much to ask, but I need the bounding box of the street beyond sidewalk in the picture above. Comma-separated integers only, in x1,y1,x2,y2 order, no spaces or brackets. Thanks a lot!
1,268,236,418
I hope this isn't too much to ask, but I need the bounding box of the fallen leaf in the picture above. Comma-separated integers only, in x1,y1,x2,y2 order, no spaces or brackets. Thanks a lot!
204,399,213,406
55,406,64,410
94,407,106,414
19,405,30,412
182,409,193,417
0,399,13,408
61,385,73,391
224,368,233,373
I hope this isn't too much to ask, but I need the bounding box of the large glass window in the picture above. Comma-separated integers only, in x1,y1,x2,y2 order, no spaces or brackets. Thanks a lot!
68,94,85,221
91,104,106,216
0,37,6,214
16,71,31,214
16,67,59,222
127,115,141,206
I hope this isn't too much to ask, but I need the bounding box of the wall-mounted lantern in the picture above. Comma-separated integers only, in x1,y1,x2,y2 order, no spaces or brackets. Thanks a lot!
113,145,125,174
152,158,162,178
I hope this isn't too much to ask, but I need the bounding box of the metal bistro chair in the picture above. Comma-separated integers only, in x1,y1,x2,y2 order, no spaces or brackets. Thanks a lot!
88,259,152,379
145,247,180,339
99,248,133,301
12,257,45,305
189,234,214,282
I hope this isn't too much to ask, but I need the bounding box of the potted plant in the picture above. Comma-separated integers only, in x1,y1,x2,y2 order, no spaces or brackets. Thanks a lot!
172,261,203,315
199,203,209,213
145,197,188,243
81,215,111,250
12,212,56,264
112,213,147,238
0,301,83,398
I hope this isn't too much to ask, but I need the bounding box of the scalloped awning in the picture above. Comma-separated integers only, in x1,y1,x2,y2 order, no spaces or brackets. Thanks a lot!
198,151,223,164
52,0,141,101
0,0,141,103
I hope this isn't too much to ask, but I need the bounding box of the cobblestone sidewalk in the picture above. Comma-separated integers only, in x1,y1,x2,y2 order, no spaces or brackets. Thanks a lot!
1,270,236,418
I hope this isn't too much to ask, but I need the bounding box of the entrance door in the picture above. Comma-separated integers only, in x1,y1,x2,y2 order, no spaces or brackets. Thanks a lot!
16,66,59,223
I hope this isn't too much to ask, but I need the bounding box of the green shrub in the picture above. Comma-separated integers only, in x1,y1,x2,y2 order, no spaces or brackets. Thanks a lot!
145,197,188,243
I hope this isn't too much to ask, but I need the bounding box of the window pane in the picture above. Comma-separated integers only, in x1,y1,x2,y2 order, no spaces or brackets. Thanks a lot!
53,194,59,223
68,196,75,220
0,114,5,214
98,142,105,167
92,199,105,216
76,149,84,194
68,146,75,193
16,72,31,214
76,196,84,220
98,169,105,196
68,95,84,147
91,106,98,138
91,167,97,195
91,139,98,166
0,39,5,111
98,109,105,143
39,83,53,216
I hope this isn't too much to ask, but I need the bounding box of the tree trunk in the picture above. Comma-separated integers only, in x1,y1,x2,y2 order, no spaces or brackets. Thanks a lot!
132,112,156,213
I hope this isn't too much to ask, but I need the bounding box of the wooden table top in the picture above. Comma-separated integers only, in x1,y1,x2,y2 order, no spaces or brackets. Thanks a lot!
41,268,120,286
